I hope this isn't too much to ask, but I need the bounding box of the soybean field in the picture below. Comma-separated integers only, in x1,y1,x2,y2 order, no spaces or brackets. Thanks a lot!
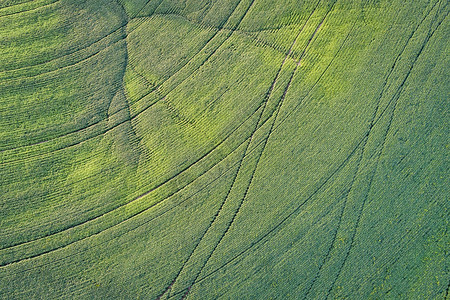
0,0,448,299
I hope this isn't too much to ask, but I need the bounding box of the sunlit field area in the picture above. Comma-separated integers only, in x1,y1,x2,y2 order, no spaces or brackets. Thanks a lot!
0,0,448,298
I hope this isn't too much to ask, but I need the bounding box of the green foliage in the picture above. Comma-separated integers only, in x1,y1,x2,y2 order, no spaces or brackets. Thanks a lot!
0,0,448,299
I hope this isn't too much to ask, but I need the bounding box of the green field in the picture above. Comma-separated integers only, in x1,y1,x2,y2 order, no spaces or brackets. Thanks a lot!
0,0,448,298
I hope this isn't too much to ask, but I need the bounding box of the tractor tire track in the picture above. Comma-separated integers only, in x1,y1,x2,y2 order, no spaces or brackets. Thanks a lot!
299,18,360,299
1,92,273,277
0,0,182,80
173,1,325,297
163,11,430,293
184,5,334,298
2,0,297,157
150,11,297,59
0,102,279,276
144,2,271,298
2,1,446,298
325,2,446,297
240,0,337,204
186,1,335,297
0,136,249,276
0,15,152,88
1,79,285,267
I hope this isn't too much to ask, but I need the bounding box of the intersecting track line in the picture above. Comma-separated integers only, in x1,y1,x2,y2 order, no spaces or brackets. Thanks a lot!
170,10,446,293
2,1,303,154
0,103,265,270
0,101,293,276
0,0,243,156
167,88,403,299
325,1,447,298
154,139,249,300
0,109,263,275
166,1,329,298
0,83,285,267
148,12,298,59
0,0,315,273
0,0,274,79
302,29,377,300
185,3,336,299
168,113,365,300
10,137,347,300
53,5,450,297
